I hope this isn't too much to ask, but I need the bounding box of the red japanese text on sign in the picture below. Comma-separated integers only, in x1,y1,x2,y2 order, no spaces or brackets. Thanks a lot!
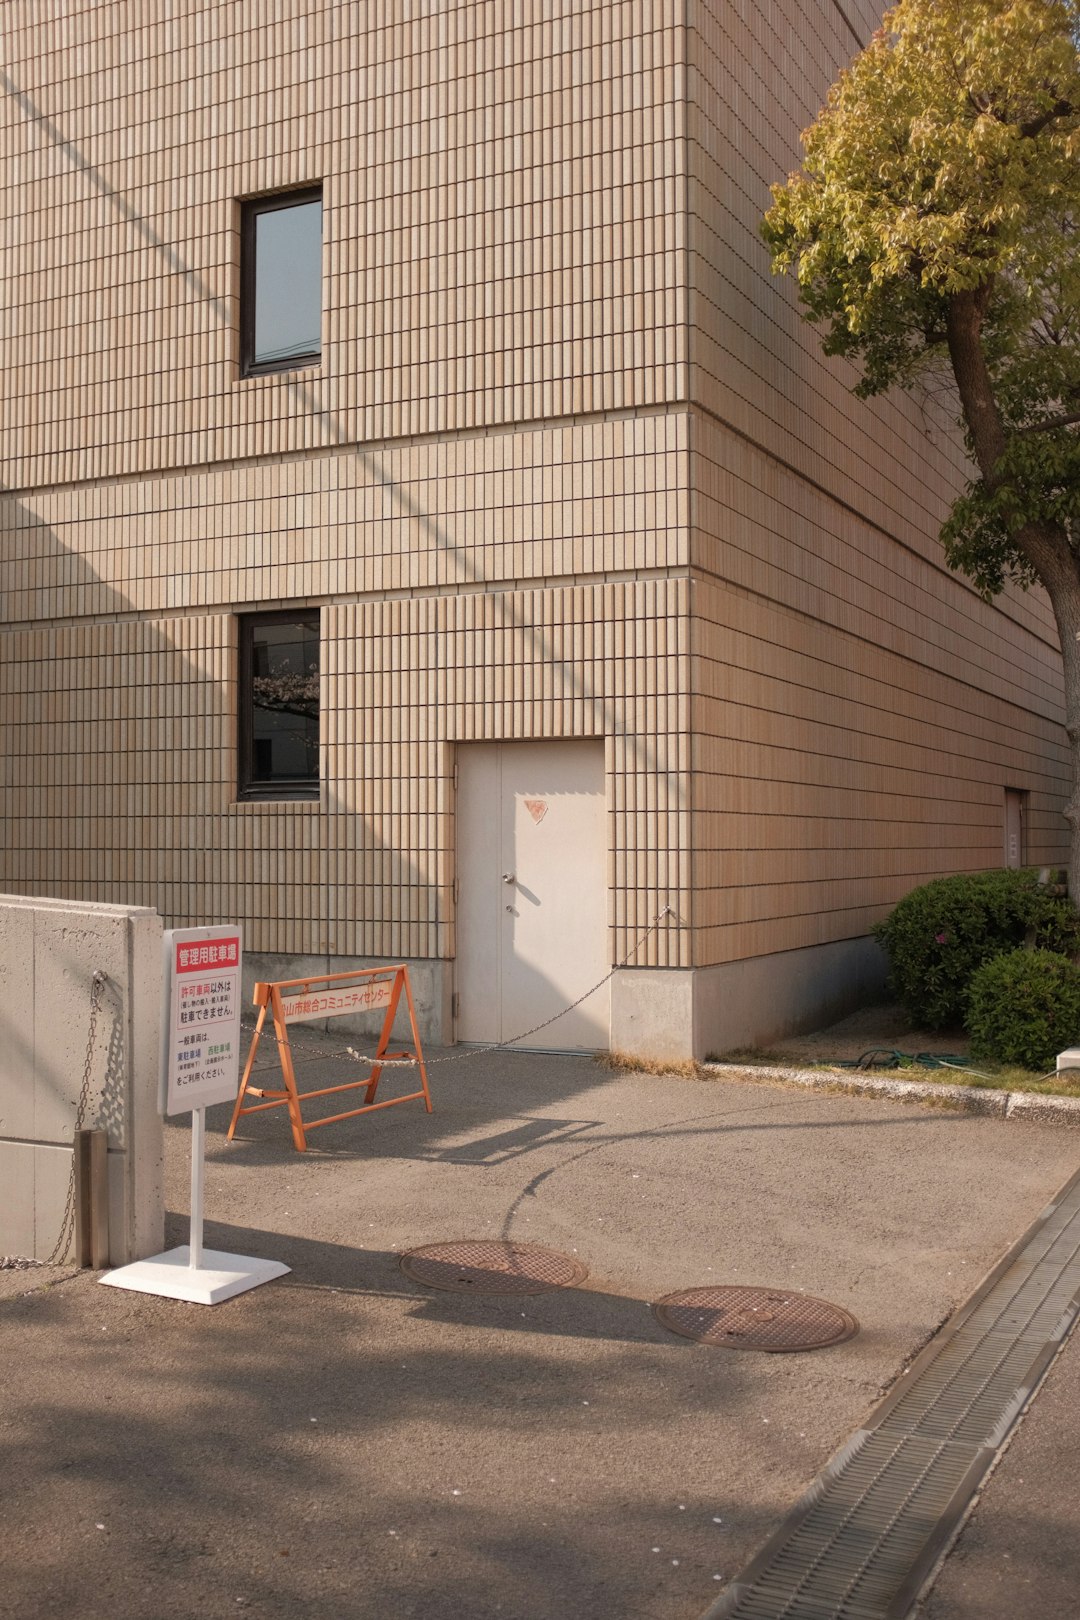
175,937,240,974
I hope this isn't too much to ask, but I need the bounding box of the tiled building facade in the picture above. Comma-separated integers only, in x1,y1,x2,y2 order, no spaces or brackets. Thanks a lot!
1,0,1069,1057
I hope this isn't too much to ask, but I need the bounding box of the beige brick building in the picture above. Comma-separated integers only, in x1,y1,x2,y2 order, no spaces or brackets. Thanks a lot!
1,0,1069,1058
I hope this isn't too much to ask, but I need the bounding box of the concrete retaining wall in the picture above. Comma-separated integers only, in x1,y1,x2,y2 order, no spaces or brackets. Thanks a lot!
610,936,890,1062
0,895,164,1263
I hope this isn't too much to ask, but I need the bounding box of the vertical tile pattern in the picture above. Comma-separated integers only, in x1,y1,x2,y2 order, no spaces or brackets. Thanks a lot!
0,614,232,917
1,0,687,491
0,0,1069,1003
0,416,689,624
689,418,1069,965
0,577,690,970
324,580,690,968
687,0,970,568
684,0,1069,964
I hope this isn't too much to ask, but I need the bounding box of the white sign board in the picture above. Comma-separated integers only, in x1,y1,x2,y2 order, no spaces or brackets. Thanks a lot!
278,978,394,1025
163,926,243,1116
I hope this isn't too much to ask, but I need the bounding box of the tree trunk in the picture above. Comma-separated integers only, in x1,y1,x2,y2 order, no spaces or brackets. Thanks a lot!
946,290,1080,901
1014,525,1080,905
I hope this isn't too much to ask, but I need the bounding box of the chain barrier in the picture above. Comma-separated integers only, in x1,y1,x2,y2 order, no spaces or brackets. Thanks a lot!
5,921,673,1267
241,908,676,1074
0,971,106,1273
3,921,676,1269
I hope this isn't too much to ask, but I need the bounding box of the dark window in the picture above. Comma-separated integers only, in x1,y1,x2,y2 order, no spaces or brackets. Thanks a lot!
240,188,322,376
238,612,320,799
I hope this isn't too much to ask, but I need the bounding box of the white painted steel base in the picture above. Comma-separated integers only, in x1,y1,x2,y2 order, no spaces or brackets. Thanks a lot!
100,1245,290,1305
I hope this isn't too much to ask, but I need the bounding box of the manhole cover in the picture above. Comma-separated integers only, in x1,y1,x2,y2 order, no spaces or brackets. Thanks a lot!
653,1285,858,1351
399,1240,589,1295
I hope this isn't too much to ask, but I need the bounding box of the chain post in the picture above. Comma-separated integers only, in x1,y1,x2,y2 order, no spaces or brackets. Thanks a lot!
41,970,106,1269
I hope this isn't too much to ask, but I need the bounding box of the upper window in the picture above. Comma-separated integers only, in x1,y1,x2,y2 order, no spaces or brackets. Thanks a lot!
240,188,322,376
238,611,320,800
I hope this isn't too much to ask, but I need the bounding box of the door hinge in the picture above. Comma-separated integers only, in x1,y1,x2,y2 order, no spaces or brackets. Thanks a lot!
451,992,460,1020
453,876,460,904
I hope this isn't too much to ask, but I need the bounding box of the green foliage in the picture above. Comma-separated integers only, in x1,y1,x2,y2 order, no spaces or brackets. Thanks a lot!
967,947,1080,1066
942,422,1080,596
763,0,1080,584
873,868,1080,1026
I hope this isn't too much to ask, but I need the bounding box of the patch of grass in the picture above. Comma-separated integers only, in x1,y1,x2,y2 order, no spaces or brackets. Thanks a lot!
794,1055,1080,1096
709,1049,1080,1098
706,1047,803,1066
935,1061,1080,1097
604,1043,1080,1098
597,1049,708,1080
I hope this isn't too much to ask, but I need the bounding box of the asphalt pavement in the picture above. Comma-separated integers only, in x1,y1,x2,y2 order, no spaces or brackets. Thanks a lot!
2,1045,1079,1619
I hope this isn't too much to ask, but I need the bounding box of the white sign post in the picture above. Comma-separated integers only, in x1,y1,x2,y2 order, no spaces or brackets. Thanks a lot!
102,925,289,1305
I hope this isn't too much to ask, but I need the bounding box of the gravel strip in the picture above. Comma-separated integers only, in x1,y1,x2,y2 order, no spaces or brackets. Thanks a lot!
703,1062,1080,1125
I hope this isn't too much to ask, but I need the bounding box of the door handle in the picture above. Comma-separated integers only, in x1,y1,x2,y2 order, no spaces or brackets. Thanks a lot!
502,872,516,884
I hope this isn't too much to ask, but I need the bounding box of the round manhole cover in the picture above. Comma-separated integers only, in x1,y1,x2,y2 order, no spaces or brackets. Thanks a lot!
653,1285,858,1351
399,1240,589,1295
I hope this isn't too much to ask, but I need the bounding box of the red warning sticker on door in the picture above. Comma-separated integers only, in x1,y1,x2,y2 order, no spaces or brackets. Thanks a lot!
524,799,548,824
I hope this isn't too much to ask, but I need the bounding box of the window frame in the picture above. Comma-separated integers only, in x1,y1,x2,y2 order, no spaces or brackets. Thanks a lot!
239,186,323,378
237,608,322,803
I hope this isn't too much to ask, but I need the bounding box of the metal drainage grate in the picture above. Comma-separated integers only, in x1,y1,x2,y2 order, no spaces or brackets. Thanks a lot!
710,1428,990,1620
701,1164,1080,1620
399,1239,588,1295
654,1285,859,1353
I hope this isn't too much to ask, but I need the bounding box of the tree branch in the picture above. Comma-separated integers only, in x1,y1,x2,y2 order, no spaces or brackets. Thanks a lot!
1017,411,1080,435
1019,99,1075,137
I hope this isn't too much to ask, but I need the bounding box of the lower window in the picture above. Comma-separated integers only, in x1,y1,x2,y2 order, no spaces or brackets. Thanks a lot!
238,611,320,800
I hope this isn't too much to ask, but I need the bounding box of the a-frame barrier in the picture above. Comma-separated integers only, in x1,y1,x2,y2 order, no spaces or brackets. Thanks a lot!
227,965,432,1152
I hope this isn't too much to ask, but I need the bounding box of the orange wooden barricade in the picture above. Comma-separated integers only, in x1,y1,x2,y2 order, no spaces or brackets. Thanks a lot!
227,965,432,1152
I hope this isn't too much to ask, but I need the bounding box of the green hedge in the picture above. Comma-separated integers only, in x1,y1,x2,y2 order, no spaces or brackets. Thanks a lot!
873,869,1079,1029
967,949,1080,1070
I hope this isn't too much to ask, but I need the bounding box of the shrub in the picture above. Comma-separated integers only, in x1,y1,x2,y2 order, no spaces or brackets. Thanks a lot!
967,949,1080,1070
873,869,1079,1029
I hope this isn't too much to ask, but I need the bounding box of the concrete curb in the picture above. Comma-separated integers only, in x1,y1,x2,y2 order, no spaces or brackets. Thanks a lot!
702,1061,1080,1127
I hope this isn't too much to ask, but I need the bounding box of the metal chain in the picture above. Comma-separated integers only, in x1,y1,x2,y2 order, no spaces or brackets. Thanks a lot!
424,907,676,1065
242,908,676,1074
36,972,105,1269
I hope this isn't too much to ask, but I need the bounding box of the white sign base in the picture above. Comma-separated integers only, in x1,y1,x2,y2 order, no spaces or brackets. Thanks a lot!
100,1105,289,1306
101,1245,290,1306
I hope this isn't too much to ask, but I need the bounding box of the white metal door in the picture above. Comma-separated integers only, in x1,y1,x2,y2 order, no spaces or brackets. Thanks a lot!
455,741,609,1050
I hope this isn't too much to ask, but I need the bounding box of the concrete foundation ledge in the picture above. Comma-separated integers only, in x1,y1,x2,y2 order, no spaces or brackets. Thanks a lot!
703,1061,1080,1126
242,953,451,1045
611,938,891,1063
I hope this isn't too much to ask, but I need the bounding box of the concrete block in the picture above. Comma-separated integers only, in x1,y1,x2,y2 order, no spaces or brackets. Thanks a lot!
0,1141,77,1264
0,905,36,1139
0,895,164,1265
0,1142,37,1259
610,969,695,1062
34,1142,74,1261
32,907,129,1143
